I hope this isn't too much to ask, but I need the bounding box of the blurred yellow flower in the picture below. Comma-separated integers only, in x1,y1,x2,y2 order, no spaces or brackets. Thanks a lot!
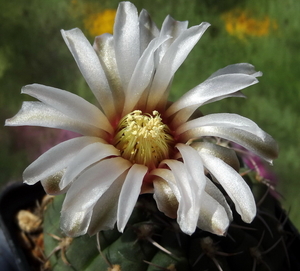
222,9,278,40
84,9,117,36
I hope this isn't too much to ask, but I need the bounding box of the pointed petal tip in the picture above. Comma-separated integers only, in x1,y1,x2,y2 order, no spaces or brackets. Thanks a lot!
191,21,211,36
241,206,256,224
60,27,80,38
214,228,227,236
21,83,38,93
60,210,90,238
23,180,34,186
181,228,194,236
20,86,26,94
261,135,279,162
201,21,211,28
117,224,125,233
257,71,263,77
4,118,11,126
242,214,256,224
212,214,231,236
117,1,138,16
23,169,39,185
60,28,68,38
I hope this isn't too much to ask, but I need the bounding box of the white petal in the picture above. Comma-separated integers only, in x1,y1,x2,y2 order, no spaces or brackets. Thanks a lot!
62,158,131,212
88,172,126,235
61,28,115,119
40,169,68,195
166,73,259,123
21,84,113,134
163,160,198,235
155,15,188,64
139,9,159,53
151,168,181,201
153,177,178,219
197,191,230,236
60,157,131,236
117,164,148,232
60,206,93,237
60,142,120,190
163,144,206,236
160,15,188,40
205,177,233,221
176,144,207,231
192,142,240,172
200,152,256,223
177,113,266,139
176,144,206,195
123,35,171,114
202,91,246,105
93,34,124,114
23,136,103,185
114,2,140,91
146,22,210,111
5,101,105,137
180,126,278,163
208,63,262,79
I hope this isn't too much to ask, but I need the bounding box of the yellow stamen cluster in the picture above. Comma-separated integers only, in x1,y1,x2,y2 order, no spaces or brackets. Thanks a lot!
114,110,174,169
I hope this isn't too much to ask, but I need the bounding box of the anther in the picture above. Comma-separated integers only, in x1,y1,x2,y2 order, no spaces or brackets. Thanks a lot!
113,110,174,169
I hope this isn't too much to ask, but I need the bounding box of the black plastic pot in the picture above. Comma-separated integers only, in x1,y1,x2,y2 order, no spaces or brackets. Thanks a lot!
0,182,45,271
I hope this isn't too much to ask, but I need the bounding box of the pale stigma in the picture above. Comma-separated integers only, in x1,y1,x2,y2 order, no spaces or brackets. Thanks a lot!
114,110,174,168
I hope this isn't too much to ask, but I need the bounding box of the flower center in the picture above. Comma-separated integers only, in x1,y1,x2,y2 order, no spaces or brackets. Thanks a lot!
113,110,174,169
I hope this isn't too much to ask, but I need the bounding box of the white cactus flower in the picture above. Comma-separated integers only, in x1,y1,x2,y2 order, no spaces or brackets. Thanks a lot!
5,1,278,237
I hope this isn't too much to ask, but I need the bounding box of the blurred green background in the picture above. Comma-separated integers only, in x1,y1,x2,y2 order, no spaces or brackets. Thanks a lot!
1,0,299,229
